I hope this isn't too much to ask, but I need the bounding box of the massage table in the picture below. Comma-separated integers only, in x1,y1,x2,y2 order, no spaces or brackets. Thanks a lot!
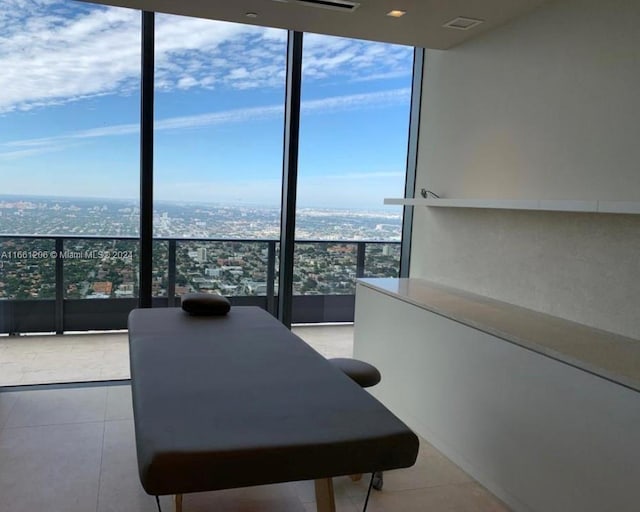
128,306,418,511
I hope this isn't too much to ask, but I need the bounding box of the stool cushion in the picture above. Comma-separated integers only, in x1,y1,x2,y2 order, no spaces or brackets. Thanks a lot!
329,358,381,388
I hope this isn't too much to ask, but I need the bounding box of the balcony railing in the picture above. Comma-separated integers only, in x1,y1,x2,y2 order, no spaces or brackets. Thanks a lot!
0,235,400,334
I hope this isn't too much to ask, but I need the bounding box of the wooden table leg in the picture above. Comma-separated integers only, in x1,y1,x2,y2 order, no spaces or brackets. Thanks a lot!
314,478,336,512
174,494,183,512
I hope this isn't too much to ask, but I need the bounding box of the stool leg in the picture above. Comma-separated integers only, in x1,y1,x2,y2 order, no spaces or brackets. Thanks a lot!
174,494,183,512
314,478,336,512
372,471,383,490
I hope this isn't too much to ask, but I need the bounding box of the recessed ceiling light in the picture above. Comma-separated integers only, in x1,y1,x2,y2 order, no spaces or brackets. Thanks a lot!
443,17,484,30
387,10,406,18
245,12,259,18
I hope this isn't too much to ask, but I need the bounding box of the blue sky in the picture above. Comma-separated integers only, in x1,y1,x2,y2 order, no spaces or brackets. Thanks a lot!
0,1,413,209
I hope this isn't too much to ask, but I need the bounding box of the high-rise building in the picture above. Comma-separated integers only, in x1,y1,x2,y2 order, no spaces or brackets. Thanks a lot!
196,247,208,264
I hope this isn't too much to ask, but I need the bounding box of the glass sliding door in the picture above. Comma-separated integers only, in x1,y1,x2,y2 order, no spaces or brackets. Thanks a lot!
294,34,413,322
152,14,286,309
0,2,141,385
0,5,417,389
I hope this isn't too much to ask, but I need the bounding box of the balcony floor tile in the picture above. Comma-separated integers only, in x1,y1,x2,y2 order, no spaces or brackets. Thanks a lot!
1,324,355,386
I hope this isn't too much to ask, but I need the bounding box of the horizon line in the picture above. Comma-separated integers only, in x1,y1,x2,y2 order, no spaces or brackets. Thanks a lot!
0,193,401,213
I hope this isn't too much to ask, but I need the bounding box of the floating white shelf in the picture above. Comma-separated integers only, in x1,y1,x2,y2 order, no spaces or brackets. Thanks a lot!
383,198,640,214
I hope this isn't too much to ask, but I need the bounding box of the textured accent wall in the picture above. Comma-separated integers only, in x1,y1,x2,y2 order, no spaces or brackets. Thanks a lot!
411,208,640,338
411,0,640,338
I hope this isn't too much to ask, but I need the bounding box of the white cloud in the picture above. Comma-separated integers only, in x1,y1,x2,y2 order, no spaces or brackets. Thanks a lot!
302,33,412,81
0,88,410,160
0,143,79,160
0,2,141,113
311,171,405,180
0,1,412,114
302,88,410,114
177,76,199,89
227,67,250,80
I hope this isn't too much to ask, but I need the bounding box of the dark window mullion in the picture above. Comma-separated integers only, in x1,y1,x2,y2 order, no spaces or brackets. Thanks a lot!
399,47,425,278
139,11,155,308
278,31,304,328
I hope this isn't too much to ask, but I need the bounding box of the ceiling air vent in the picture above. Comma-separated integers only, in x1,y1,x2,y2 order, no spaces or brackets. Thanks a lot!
276,0,361,13
443,17,484,30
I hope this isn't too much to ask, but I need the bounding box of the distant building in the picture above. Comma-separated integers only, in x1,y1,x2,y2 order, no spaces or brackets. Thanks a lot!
243,282,267,295
327,245,355,254
187,248,209,263
92,281,113,295
196,247,208,263
192,277,216,287
87,293,110,299
175,286,192,296
114,283,135,298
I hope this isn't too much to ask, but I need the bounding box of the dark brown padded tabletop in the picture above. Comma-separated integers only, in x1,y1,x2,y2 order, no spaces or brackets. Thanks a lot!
128,306,418,496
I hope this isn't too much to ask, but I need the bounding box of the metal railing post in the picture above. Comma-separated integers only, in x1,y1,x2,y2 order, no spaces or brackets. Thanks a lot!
356,242,366,278
168,239,176,307
55,237,64,334
266,241,277,316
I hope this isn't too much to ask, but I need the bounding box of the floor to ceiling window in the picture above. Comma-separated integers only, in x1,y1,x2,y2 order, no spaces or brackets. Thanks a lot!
152,13,286,308
294,34,413,321
0,1,140,385
0,5,418,386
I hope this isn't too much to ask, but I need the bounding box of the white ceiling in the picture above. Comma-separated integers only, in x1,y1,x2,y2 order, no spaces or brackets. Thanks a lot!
83,0,553,49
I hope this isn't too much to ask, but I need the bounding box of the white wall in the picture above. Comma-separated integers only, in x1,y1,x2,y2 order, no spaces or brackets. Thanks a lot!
354,285,640,512
411,0,640,338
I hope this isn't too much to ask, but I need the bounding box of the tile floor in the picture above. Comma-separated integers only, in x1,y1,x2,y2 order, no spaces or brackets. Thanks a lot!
0,332,130,386
0,325,354,387
0,384,510,512
0,325,510,510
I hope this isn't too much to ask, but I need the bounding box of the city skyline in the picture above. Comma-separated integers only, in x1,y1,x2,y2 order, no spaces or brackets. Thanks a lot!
0,191,400,213
0,194,402,301
0,194,402,240
0,1,413,209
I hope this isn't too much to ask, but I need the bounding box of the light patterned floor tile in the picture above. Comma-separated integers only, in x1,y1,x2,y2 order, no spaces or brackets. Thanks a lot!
180,484,306,512
382,451,473,491
4,386,107,427
364,483,510,512
105,385,133,421
0,391,20,429
0,363,24,386
0,422,104,512
98,420,164,512
0,384,511,512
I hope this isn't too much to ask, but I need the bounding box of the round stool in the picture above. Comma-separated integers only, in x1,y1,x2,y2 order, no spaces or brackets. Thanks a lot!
329,357,384,491
328,357,381,388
